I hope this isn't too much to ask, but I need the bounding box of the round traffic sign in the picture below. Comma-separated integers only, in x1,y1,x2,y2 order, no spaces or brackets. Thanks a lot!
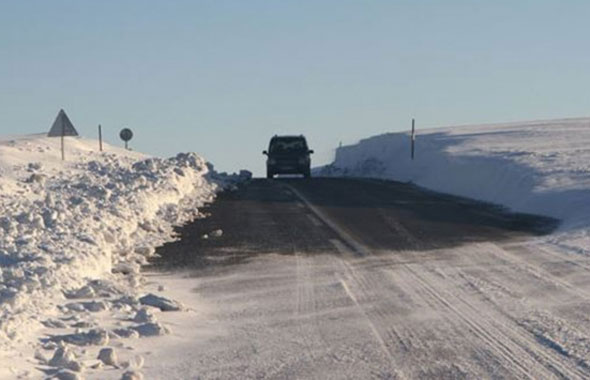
120,128,133,142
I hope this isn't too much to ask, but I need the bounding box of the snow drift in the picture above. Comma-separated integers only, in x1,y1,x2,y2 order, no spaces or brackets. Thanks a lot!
0,134,248,378
318,118,590,230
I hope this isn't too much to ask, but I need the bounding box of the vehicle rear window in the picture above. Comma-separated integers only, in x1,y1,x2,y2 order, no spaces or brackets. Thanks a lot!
269,138,308,153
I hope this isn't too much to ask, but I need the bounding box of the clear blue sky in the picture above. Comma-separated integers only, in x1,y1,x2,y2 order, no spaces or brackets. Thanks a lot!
2,1,590,175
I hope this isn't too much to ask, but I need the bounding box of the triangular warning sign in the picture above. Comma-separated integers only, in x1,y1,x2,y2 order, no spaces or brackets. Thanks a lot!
48,109,79,137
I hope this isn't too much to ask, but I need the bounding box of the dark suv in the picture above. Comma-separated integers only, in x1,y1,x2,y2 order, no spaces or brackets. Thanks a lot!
263,135,314,178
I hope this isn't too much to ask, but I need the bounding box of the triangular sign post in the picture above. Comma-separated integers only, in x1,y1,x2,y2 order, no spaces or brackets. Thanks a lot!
48,109,79,137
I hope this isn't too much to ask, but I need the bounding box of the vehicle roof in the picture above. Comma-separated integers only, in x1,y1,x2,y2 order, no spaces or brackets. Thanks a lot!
270,135,307,140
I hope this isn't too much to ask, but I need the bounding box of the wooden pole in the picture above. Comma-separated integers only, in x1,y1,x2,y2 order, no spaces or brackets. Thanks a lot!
98,124,103,152
411,118,415,160
61,116,65,161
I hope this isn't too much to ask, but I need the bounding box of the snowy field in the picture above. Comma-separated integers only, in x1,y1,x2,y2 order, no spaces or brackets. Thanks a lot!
318,117,590,256
0,134,248,379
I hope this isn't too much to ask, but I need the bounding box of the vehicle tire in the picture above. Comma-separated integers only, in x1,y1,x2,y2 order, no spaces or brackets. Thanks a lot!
303,168,311,178
266,170,274,179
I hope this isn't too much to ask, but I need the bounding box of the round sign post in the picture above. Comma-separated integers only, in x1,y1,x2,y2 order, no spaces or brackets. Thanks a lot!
119,128,133,150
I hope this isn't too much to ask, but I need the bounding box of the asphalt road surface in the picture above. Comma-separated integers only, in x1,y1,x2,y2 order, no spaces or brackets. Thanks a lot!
150,178,590,379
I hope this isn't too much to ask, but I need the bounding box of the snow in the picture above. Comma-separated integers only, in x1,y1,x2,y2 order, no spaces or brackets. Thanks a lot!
317,117,590,257
132,308,156,324
5,117,590,378
138,293,183,311
320,118,590,226
130,322,170,337
97,347,118,367
120,370,144,380
0,133,249,379
48,346,84,371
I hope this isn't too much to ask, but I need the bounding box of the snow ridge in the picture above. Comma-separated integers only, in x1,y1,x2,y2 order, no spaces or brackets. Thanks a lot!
316,118,590,263
0,135,249,378
318,118,590,229
0,150,213,341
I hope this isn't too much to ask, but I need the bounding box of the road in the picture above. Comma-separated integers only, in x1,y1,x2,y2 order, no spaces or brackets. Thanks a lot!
150,178,590,379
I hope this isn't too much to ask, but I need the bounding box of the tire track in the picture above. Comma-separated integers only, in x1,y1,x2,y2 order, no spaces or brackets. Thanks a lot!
286,180,584,378
325,220,579,377
295,182,532,377
406,264,545,379
405,264,587,380
499,242,590,300
337,253,528,378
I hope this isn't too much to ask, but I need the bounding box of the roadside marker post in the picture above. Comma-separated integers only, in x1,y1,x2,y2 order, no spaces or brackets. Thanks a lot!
98,124,103,152
411,118,415,160
61,117,65,161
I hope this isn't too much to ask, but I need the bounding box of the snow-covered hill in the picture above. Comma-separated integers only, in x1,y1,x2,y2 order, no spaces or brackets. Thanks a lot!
0,134,248,379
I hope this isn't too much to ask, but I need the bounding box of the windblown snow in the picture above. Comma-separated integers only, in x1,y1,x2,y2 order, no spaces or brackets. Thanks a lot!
318,117,590,254
0,134,248,379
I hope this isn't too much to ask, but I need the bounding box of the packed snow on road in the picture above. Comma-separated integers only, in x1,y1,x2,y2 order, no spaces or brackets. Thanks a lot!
0,134,249,379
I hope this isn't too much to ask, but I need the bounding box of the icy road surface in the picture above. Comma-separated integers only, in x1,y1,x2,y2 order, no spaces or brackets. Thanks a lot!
145,178,590,379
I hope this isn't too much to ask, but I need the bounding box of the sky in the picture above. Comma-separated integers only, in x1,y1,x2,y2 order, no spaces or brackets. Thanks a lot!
2,1,590,175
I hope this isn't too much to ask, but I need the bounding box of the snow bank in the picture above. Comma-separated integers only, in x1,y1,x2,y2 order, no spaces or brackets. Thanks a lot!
317,117,590,262
318,118,590,230
0,134,248,379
